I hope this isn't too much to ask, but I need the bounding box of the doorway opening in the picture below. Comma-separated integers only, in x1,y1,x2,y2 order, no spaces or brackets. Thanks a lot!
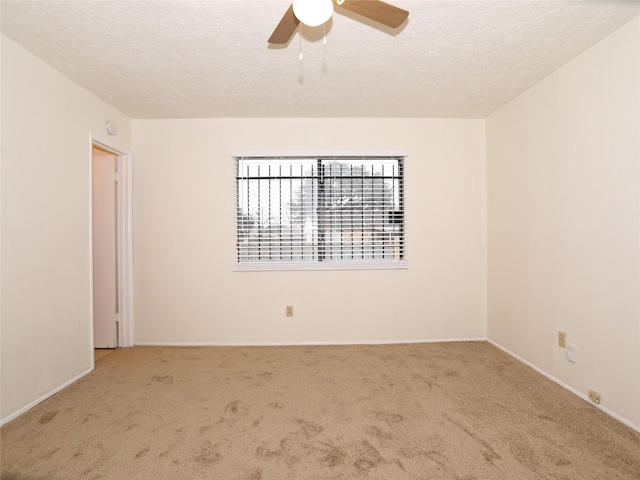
91,139,133,364
92,145,118,348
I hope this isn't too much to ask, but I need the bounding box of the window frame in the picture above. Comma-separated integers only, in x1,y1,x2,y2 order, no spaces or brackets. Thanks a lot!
233,151,408,272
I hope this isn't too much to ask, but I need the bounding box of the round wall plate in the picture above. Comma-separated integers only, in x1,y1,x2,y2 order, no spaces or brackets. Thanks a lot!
106,120,117,135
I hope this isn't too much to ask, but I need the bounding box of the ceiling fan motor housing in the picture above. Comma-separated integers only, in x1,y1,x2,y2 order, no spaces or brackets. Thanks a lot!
292,0,334,27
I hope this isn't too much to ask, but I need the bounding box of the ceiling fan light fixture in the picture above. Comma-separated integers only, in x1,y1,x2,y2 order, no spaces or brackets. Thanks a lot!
292,0,333,27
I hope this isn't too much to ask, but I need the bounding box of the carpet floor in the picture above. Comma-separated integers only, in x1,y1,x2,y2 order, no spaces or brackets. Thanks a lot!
1,342,639,479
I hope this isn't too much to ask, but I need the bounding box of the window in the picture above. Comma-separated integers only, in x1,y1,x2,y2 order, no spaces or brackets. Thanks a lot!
235,155,406,270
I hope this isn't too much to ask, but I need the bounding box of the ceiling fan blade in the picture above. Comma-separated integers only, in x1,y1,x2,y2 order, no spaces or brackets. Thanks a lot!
335,0,408,28
268,4,300,44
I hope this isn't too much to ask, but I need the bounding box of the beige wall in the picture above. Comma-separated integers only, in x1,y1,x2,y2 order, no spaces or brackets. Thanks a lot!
1,35,132,422
132,118,487,345
487,17,640,428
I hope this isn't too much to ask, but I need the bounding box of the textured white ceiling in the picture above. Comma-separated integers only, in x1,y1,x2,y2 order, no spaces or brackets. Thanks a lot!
1,0,638,119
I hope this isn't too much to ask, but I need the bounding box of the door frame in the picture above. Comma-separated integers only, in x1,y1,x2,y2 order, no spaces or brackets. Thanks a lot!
90,136,134,358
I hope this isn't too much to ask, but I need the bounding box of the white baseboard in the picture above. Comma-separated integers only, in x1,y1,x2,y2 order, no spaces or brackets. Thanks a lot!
135,337,487,347
487,339,640,433
0,368,93,427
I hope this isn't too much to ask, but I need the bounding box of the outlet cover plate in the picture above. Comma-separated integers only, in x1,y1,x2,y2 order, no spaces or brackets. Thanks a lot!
558,332,567,348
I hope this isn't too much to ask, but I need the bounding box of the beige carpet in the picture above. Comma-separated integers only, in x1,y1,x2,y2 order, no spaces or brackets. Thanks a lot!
93,349,115,362
1,342,639,479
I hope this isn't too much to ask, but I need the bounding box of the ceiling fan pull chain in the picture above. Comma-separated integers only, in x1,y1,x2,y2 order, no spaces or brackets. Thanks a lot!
299,24,304,60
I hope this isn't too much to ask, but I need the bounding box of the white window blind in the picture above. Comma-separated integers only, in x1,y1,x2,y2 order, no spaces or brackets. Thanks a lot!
235,155,407,271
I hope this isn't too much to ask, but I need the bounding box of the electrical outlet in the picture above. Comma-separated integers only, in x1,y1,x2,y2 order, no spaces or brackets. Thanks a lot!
558,332,567,348
588,390,601,404
286,306,293,317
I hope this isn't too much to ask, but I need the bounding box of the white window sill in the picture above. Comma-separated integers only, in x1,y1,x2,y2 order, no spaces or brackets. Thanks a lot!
234,260,409,272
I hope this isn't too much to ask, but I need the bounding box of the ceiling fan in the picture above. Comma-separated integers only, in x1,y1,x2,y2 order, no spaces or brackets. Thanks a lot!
268,0,409,45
